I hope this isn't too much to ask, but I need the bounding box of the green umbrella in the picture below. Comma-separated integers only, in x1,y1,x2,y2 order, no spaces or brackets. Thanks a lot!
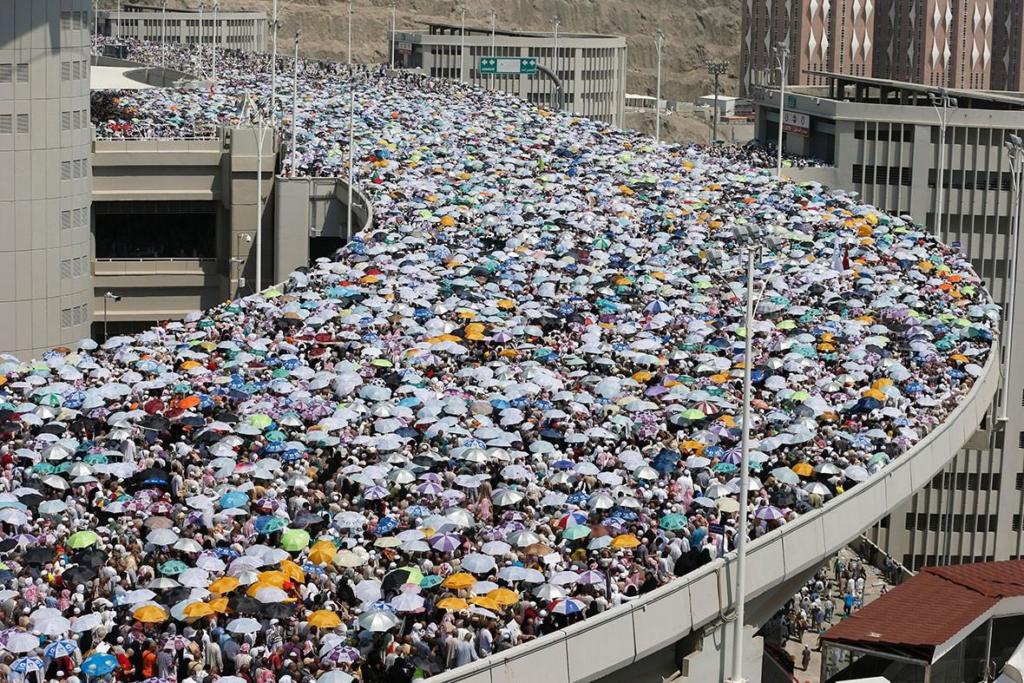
371,358,393,368
791,390,811,402
399,565,424,585
679,409,706,421
712,462,738,474
32,463,57,474
84,454,109,465
659,513,688,531
280,528,311,552
271,367,290,378
266,430,287,443
160,560,188,576
248,414,273,430
67,530,99,549
561,525,591,541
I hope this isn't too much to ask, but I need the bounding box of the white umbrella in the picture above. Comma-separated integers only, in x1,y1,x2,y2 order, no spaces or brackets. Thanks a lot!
70,613,103,632
226,618,261,634
3,631,40,653
358,609,399,632
460,553,496,574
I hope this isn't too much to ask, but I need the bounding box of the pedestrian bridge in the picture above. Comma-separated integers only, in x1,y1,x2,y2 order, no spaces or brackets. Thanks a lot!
433,351,1000,683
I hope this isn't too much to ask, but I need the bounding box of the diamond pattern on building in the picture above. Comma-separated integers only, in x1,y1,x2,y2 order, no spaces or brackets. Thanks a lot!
972,42,980,67
945,2,953,29
821,32,829,59
933,3,941,28
944,42,952,66
865,0,873,21
852,32,861,58
974,5,981,32
808,31,818,56
932,40,940,65
863,33,872,59
984,42,991,67
853,0,861,20
984,3,992,32
810,0,819,19
822,0,831,18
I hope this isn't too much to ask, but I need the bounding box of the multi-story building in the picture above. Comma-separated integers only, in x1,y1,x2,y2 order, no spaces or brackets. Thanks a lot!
752,72,1024,570
741,0,1024,94
97,3,266,53
0,0,94,358
394,23,627,127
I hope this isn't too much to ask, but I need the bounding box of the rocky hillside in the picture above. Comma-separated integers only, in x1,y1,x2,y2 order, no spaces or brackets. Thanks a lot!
152,0,741,102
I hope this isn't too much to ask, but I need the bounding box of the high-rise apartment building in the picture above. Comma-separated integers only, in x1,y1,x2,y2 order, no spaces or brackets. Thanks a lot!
740,0,1024,93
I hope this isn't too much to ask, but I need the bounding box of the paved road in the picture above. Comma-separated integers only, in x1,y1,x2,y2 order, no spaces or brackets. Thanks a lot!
783,546,895,683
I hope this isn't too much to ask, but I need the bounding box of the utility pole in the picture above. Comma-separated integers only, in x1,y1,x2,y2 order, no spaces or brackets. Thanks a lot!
390,1,397,70
161,0,167,69
704,59,729,144
489,9,496,90
212,0,219,83
654,30,664,143
290,30,300,177
270,0,280,122
551,15,560,110
347,0,355,241
459,5,467,82
929,90,958,240
1000,134,1024,423
774,44,789,178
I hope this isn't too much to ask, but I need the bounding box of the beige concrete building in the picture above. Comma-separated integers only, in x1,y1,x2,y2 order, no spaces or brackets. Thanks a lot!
97,3,265,53
394,23,627,127
752,73,1024,570
0,0,94,359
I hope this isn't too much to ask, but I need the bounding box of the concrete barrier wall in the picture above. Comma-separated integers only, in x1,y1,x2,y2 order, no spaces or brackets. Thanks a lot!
432,350,1000,683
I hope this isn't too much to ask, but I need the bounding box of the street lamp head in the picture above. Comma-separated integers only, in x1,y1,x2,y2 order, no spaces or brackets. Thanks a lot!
104,292,122,302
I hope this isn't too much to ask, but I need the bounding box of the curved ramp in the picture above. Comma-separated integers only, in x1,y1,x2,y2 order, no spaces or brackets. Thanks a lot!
433,351,1000,683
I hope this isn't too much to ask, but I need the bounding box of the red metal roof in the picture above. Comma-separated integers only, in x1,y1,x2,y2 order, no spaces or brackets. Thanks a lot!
821,559,1024,658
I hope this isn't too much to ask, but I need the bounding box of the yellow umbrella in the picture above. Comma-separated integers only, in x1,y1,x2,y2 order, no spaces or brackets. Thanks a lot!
496,299,516,310
209,577,240,594
610,534,641,550
183,602,215,618
792,462,814,477
257,571,288,588
307,610,342,629
862,388,886,401
442,572,475,590
280,559,305,584
469,596,501,611
632,370,653,382
209,597,230,613
436,597,469,611
486,588,520,607
246,581,276,597
134,605,169,623
308,540,337,566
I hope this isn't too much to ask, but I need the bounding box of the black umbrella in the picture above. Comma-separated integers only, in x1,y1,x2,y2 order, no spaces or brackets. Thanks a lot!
140,415,170,432
23,547,55,565
72,549,107,568
61,565,98,585
130,467,170,490
0,538,17,554
381,567,418,594
258,603,294,619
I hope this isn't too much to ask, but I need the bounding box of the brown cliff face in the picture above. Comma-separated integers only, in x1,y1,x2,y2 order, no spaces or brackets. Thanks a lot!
154,0,740,102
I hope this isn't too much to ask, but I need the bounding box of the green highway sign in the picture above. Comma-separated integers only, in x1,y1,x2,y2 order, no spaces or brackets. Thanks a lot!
479,56,538,75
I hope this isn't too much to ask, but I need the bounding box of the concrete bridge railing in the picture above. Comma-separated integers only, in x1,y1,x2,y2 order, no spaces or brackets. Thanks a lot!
433,349,1000,683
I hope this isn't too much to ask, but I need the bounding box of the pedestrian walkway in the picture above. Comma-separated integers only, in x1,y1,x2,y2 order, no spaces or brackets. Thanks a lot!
776,546,896,683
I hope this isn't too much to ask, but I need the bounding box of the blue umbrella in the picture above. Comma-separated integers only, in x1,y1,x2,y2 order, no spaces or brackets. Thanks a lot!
255,516,287,534
81,653,119,677
12,657,46,674
375,516,399,534
219,491,249,509
44,639,79,659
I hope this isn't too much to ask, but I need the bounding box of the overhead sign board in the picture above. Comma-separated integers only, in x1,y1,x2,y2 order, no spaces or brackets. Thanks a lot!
479,56,538,75
782,111,810,136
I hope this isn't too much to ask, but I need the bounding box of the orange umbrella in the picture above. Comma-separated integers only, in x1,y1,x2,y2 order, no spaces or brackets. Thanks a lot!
523,543,553,556
279,559,305,584
179,395,201,410
308,540,337,566
610,534,641,550
134,605,169,623
209,577,240,594
256,571,288,588
442,572,475,590
307,610,342,628
469,596,501,611
183,602,215,618
436,597,469,611
792,462,814,477
486,588,520,607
